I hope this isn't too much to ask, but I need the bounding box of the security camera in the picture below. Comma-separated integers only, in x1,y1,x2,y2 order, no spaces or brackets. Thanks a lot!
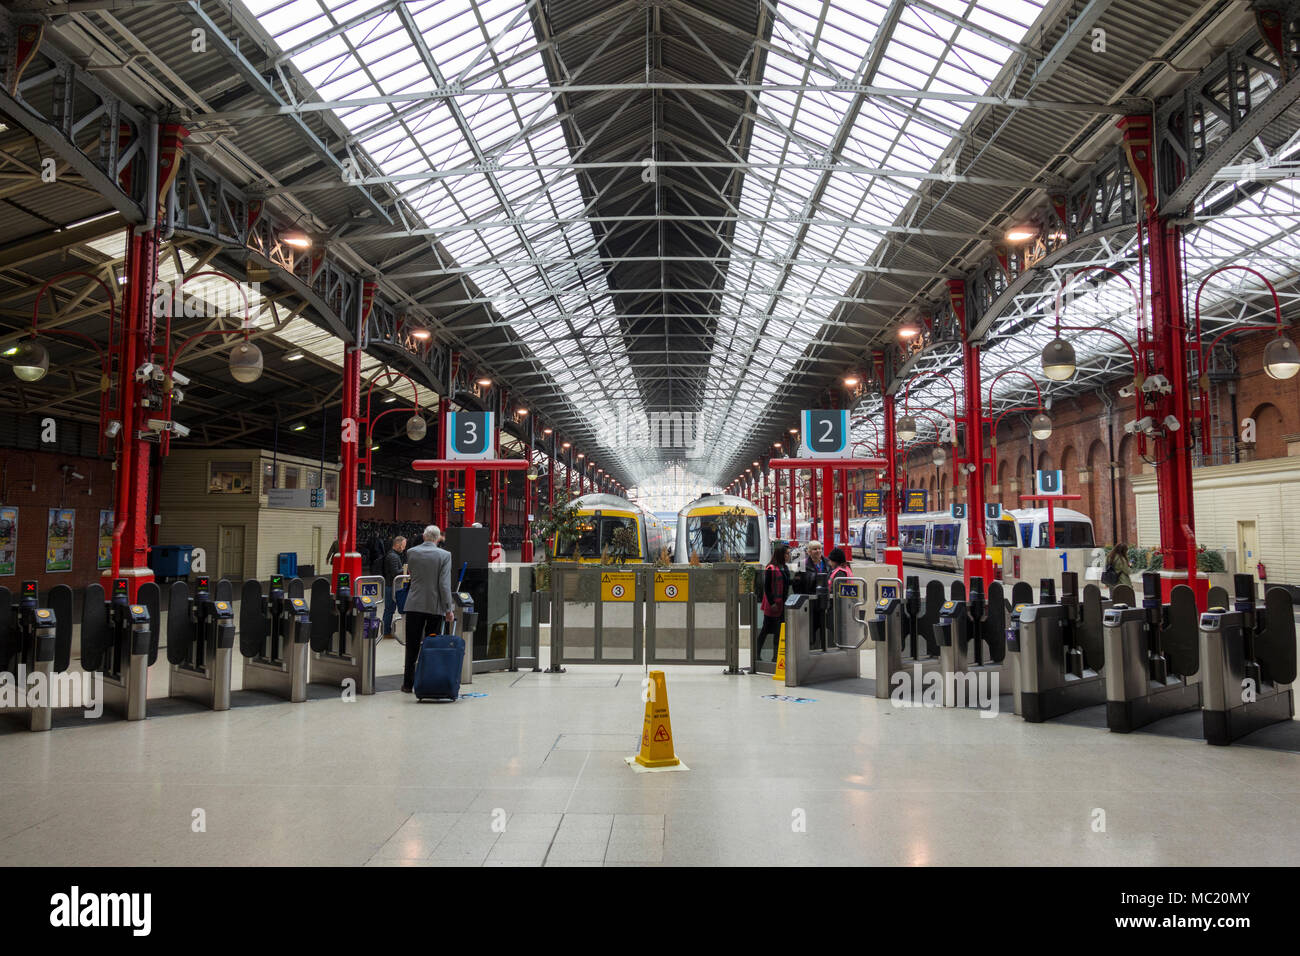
146,418,168,433
135,363,157,383
1124,417,1155,435
104,420,122,438
171,387,184,404
1163,415,1181,432
169,369,191,387
1141,374,1172,395
170,421,191,438
1117,382,1136,398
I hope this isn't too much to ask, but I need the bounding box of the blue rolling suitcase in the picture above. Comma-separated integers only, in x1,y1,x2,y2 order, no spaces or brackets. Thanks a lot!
413,625,464,701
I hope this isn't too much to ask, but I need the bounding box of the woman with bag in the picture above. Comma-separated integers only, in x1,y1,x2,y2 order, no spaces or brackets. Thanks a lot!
756,544,791,664
1105,541,1132,591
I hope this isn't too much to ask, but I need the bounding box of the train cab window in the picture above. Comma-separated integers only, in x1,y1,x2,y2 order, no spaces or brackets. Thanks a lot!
556,515,641,559
687,515,761,562
1040,521,1094,548
987,519,1017,547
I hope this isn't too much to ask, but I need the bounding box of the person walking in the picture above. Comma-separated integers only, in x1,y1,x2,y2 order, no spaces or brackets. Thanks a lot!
756,544,791,665
381,536,407,640
1106,541,1133,591
401,525,454,693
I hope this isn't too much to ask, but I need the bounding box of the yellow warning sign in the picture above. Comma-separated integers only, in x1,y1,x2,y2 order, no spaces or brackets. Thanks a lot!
601,572,636,602
633,670,681,769
773,624,787,682
654,572,689,603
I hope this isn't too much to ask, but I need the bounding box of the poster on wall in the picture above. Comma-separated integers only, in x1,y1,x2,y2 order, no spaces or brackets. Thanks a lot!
0,507,16,576
98,510,115,570
46,508,75,573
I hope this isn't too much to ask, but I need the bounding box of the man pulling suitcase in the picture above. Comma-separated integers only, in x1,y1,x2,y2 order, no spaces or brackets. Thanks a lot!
401,525,455,695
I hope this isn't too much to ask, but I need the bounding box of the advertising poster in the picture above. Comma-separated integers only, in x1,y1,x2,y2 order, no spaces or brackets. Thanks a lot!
46,508,75,573
0,506,16,576
98,509,115,570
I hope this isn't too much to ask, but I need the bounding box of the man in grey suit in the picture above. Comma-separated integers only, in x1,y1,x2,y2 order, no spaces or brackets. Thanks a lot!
401,524,455,693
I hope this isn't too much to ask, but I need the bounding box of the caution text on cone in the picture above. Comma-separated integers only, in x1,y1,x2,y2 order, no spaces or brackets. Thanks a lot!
634,670,680,768
772,623,787,681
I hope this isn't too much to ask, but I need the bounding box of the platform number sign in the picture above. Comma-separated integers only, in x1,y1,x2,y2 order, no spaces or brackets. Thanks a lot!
798,409,848,459
950,503,967,519
1034,469,1064,496
985,503,1003,519
446,411,495,461
357,488,375,508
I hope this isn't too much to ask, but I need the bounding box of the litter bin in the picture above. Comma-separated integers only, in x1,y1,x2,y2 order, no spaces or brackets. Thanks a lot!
151,545,194,580
277,552,298,577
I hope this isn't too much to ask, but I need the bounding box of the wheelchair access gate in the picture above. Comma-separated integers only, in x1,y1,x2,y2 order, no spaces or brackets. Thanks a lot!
548,564,742,671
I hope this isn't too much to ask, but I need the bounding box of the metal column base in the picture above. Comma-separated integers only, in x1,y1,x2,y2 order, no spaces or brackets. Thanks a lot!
168,647,232,711
102,653,149,720
1203,687,1294,746
1106,679,1202,733
242,644,310,702
0,660,54,730
1020,672,1106,723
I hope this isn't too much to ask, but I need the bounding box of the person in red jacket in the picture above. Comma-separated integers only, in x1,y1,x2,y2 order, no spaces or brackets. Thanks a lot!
756,545,791,664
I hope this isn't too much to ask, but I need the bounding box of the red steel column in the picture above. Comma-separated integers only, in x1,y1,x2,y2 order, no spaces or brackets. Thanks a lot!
951,280,992,588
522,416,535,562
821,465,833,554
1120,114,1204,605
874,351,902,579
109,227,160,598
838,466,849,554
774,467,782,538
435,395,449,527
788,468,796,543
333,332,362,587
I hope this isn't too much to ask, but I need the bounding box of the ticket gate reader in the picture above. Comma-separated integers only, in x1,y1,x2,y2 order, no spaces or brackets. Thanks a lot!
310,573,383,695
779,583,863,687
868,575,945,700
81,578,158,720
1103,574,1202,732
451,590,477,686
240,575,311,702
167,577,234,711
1199,574,1296,745
0,581,72,731
1014,573,1108,722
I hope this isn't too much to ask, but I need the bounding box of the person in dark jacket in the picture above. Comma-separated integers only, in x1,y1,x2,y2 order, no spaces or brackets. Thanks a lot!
804,541,829,575
756,545,791,665
381,536,407,639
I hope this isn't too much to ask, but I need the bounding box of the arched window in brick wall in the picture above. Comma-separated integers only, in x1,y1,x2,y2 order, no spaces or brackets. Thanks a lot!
1086,439,1108,534
1246,403,1286,460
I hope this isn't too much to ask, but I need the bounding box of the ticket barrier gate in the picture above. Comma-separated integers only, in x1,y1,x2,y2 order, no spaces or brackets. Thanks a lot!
240,575,311,702
309,573,383,695
167,576,234,711
865,576,945,699
779,578,865,687
930,576,1010,708
1199,574,1297,745
1012,572,1108,722
1103,572,1202,733
0,581,72,731
81,578,158,720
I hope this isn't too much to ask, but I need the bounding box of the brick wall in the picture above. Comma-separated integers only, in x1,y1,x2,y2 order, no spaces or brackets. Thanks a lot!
0,449,116,592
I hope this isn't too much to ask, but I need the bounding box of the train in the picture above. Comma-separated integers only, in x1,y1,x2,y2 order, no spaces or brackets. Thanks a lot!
552,493,673,563
675,493,772,565
852,507,1096,571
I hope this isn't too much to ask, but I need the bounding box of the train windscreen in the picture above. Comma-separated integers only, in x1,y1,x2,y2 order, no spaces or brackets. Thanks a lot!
556,515,641,558
1041,521,1094,548
988,519,1017,546
685,514,761,562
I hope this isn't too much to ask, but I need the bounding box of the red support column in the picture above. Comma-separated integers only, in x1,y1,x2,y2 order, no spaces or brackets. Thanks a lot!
775,468,782,539
821,465,834,554
332,336,363,588
435,395,449,527
874,351,903,580
788,468,796,543
951,280,992,589
522,418,535,562
1120,114,1206,607
108,227,160,599
838,466,849,556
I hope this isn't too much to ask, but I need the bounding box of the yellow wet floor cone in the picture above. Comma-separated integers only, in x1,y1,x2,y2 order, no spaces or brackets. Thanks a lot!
772,623,787,682
626,670,688,772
